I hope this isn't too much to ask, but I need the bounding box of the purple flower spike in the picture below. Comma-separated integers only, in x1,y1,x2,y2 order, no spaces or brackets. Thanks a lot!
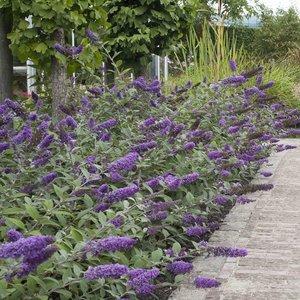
7,229,24,242
103,185,139,203
86,29,98,41
194,277,221,288
186,226,208,237
40,172,57,185
207,151,223,160
0,142,10,154
222,76,246,85
260,171,272,177
183,142,196,150
229,59,237,72
213,195,229,206
84,264,128,280
166,261,193,274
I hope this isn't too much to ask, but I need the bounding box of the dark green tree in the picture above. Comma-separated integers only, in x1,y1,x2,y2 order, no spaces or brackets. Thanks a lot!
254,8,300,59
103,0,195,77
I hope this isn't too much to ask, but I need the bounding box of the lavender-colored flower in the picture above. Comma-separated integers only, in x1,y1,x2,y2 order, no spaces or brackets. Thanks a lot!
181,173,200,186
12,124,32,144
288,128,300,135
207,151,223,160
86,29,98,41
220,170,231,177
129,141,157,153
164,175,181,190
222,76,246,85
256,74,263,87
28,112,37,121
94,118,117,131
219,118,226,126
73,45,83,55
260,183,274,191
40,172,57,185
54,43,66,55
38,134,54,149
183,142,196,150
260,171,272,177
88,117,95,129
116,91,123,99
0,142,9,154
98,184,110,194
148,201,175,212
211,246,247,257
214,195,229,205
86,236,136,255
65,116,77,130
94,203,110,212
229,59,237,72
128,268,160,295
228,126,240,134
236,196,253,204
186,226,208,237
20,183,36,195
108,152,139,173
103,185,139,203
0,235,54,260
31,91,39,102
194,277,221,288
84,264,128,280
108,172,124,182
109,216,124,228
7,229,24,242
148,211,168,222
166,260,193,274
259,80,275,90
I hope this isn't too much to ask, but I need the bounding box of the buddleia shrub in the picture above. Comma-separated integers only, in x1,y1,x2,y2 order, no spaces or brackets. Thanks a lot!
0,62,298,299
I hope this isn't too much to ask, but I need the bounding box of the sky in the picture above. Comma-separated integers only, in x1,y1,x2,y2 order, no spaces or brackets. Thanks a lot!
257,0,300,11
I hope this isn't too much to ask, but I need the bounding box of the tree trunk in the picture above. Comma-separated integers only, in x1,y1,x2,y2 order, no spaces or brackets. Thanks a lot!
51,28,67,122
0,7,13,102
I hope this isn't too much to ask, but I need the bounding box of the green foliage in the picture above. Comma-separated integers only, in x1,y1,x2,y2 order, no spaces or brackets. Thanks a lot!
254,8,300,59
168,21,250,86
102,0,194,74
1,0,107,75
0,65,291,298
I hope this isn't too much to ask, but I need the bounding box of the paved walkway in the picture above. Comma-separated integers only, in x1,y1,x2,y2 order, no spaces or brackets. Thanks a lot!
171,139,300,300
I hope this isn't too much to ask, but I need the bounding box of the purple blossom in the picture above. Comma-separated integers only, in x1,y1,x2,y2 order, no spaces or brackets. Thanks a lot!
220,170,231,177
108,152,139,173
207,151,223,160
228,126,240,134
94,118,117,131
40,172,57,185
214,195,229,205
260,171,272,177
181,173,200,186
20,183,36,195
28,112,37,121
86,236,136,255
103,185,139,203
259,80,275,90
109,216,124,228
7,229,24,242
65,116,77,129
31,91,39,102
12,124,32,144
148,201,175,212
288,129,300,135
38,134,54,149
148,211,168,222
98,184,110,194
108,172,124,182
0,142,10,154
73,45,83,55
194,277,221,288
256,74,263,87
164,175,181,190
186,226,208,237
54,43,66,55
219,118,226,126
84,264,128,280
229,59,237,72
129,141,157,153
86,29,98,41
183,142,195,150
201,242,248,257
222,76,246,85
166,260,193,274
88,117,95,129
94,203,110,212
236,196,254,204
128,268,160,295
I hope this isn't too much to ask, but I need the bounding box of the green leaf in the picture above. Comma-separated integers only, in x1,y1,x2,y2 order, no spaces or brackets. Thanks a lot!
53,184,64,199
25,204,41,220
151,248,163,262
6,217,26,230
172,242,181,255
